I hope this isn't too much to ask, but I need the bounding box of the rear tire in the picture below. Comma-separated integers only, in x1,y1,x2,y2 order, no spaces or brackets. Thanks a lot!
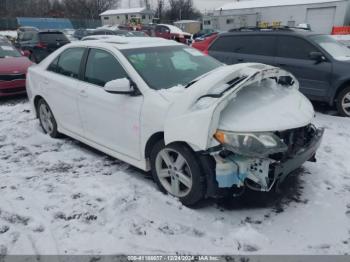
150,141,206,206
336,86,350,117
37,99,61,138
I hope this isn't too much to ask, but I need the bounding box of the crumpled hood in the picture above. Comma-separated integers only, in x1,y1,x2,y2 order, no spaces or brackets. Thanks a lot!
218,78,314,132
163,63,315,151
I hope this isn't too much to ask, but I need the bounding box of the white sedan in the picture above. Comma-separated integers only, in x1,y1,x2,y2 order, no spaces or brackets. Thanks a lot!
27,36,324,206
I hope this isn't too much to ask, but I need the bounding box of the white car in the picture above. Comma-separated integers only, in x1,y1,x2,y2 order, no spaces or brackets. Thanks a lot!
27,37,324,206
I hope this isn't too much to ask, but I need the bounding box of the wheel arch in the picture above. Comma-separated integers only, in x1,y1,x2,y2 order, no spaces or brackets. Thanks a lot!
145,132,165,160
145,132,203,160
33,95,44,118
333,80,350,104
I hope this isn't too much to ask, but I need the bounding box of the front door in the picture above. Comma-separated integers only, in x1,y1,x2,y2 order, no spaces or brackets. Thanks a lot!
275,36,332,99
78,48,143,159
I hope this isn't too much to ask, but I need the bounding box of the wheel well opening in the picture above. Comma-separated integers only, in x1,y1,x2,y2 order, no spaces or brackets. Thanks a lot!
33,95,43,117
335,81,350,102
145,132,164,159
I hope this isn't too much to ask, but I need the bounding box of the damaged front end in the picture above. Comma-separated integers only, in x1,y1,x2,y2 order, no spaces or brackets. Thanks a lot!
208,124,324,194
164,63,324,196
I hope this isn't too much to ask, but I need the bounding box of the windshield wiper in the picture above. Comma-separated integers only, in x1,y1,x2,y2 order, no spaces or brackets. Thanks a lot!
197,75,248,101
184,79,198,89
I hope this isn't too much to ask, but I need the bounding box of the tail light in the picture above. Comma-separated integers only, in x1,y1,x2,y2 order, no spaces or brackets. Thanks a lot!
36,42,47,49
203,49,209,55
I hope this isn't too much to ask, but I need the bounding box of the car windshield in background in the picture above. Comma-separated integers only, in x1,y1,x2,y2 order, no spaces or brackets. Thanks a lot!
39,33,69,43
121,46,222,90
311,35,350,61
0,45,21,58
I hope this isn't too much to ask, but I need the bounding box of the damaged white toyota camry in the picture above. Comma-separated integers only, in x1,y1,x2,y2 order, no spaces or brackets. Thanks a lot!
27,36,324,206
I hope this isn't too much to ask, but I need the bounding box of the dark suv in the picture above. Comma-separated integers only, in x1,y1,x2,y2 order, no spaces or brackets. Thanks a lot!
208,28,350,116
15,31,70,63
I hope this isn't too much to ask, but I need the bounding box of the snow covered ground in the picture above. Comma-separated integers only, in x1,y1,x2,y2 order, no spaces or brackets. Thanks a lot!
0,97,349,255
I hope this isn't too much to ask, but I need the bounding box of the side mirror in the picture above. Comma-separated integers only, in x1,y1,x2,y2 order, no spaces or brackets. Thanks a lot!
104,78,135,95
309,52,325,62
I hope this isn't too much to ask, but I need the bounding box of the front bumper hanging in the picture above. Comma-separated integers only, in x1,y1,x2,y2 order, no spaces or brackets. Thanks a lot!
204,127,324,195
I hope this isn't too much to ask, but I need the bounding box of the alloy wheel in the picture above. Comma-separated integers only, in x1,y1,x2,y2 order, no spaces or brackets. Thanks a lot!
155,148,193,198
39,103,54,134
341,91,350,116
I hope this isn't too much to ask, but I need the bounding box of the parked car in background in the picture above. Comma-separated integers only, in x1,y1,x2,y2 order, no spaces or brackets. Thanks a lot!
193,29,216,40
129,31,150,37
15,30,70,63
0,40,32,97
192,32,219,53
27,37,323,206
155,24,192,44
89,29,134,37
73,28,90,40
208,27,350,117
17,26,38,40
62,29,78,42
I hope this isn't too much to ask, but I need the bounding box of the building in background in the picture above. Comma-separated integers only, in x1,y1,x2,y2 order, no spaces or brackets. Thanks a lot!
173,20,201,34
203,0,350,34
100,7,154,26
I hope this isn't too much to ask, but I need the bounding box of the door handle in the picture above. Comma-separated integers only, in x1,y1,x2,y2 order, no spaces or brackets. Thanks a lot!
79,89,88,98
277,63,287,67
237,58,244,62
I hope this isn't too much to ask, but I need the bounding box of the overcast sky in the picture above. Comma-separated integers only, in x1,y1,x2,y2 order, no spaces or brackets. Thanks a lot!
120,0,234,12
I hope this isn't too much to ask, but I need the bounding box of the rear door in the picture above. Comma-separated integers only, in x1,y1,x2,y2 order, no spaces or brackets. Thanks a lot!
275,36,332,99
45,47,86,135
209,34,277,65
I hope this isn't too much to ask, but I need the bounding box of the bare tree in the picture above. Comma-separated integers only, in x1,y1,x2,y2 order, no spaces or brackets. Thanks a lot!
165,0,201,22
62,0,119,19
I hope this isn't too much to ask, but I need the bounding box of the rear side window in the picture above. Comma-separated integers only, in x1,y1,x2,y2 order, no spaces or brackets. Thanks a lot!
20,32,37,42
277,36,318,60
39,33,68,43
84,49,128,87
48,48,85,79
210,35,276,56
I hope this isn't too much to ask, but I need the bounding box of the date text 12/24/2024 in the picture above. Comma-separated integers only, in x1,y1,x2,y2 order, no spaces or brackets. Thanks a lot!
127,256,220,261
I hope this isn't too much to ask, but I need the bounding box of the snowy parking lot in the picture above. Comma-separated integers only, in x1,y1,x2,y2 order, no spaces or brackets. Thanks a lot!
0,96,349,255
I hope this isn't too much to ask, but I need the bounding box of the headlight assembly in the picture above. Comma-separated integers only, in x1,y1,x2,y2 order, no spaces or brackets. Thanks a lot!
214,130,288,157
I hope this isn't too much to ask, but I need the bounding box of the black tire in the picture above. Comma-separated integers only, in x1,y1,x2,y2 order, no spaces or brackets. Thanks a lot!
37,99,61,138
336,86,350,117
150,140,206,206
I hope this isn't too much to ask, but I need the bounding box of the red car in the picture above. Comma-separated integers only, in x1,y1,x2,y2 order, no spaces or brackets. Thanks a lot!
192,32,219,53
0,41,32,97
155,24,192,44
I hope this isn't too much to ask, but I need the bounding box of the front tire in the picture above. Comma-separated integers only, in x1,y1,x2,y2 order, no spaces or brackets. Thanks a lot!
150,141,206,206
336,86,350,117
37,99,60,138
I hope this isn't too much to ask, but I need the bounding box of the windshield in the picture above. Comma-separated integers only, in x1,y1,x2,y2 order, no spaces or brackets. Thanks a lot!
0,45,21,58
311,35,350,61
121,46,222,90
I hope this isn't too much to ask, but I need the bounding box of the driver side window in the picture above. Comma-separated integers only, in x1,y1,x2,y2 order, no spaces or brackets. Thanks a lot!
84,49,128,87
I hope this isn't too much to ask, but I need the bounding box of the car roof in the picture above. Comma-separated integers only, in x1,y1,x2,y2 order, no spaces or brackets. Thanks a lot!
221,28,321,38
68,36,183,50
